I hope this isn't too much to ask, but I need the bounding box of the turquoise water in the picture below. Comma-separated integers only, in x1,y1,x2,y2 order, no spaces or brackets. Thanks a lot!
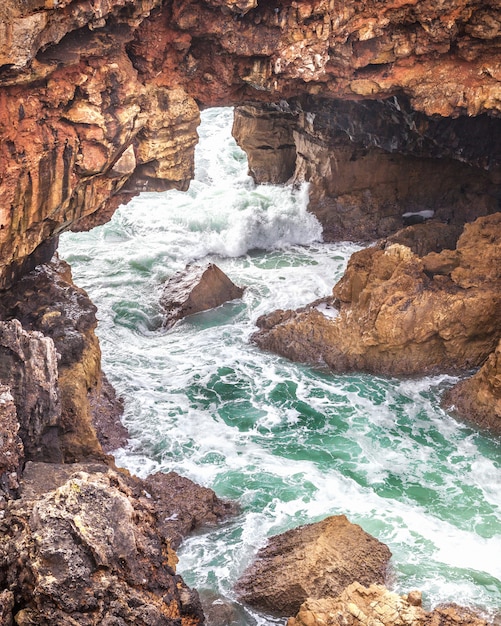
60,108,501,625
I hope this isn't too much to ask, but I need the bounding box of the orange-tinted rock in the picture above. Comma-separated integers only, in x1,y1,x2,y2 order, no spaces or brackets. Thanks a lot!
287,582,488,626
234,515,392,617
253,213,501,377
160,263,245,328
443,339,501,435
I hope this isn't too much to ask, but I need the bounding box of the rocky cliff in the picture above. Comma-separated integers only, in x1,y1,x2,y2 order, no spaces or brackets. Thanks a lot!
2,0,501,622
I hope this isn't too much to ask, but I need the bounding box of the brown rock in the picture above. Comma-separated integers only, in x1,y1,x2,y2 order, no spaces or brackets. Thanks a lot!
143,470,238,549
160,263,245,328
443,339,501,435
253,213,501,377
0,386,24,499
1,462,204,625
234,515,392,617
287,582,488,626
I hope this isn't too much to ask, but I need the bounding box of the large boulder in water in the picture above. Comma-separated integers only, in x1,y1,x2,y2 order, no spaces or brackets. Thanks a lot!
234,515,392,617
287,582,489,626
160,263,245,328
252,213,501,377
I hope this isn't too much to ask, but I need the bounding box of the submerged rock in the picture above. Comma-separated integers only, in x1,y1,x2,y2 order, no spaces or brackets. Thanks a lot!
234,515,391,617
160,263,245,328
287,582,489,626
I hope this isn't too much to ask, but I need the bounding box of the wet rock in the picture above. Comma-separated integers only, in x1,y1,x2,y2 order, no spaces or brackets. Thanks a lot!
160,263,245,329
234,515,392,617
253,213,501,377
143,470,238,549
1,462,204,625
443,338,501,435
287,582,488,626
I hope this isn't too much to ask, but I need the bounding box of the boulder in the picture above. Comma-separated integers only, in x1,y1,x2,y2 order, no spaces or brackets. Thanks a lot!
287,582,488,626
143,470,238,549
160,263,244,328
234,515,392,617
253,213,501,377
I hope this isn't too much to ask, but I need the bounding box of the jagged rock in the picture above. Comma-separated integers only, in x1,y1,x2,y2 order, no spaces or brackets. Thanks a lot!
1,462,205,625
143,471,238,549
0,258,108,462
88,373,128,453
0,386,24,500
287,582,489,626
443,339,501,435
232,103,297,183
2,0,501,287
0,319,62,463
253,213,501,377
160,263,245,328
234,515,392,617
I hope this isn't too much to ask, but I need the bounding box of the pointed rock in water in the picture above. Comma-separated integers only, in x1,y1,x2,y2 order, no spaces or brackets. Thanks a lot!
160,263,245,328
287,582,489,626
234,515,391,618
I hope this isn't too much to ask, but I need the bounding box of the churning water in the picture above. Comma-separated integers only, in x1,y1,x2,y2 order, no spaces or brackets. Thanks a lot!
60,108,501,625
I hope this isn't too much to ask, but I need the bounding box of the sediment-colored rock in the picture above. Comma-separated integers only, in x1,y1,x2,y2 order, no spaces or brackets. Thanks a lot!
143,471,238,549
443,339,501,435
253,213,501,377
1,461,204,625
234,515,391,617
0,386,24,500
287,582,489,626
160,263,245,328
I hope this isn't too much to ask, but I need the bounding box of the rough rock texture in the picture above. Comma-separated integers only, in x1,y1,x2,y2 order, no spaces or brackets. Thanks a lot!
287,582,489,626
143,471,238,549
160,263,245,329
2,0,501,287
234,515,392,618
253,213,501,377
0,258,109,462
233,97,501,241
0,320,62,463
443,339,501,435
0,386,24,500
0,461,205,625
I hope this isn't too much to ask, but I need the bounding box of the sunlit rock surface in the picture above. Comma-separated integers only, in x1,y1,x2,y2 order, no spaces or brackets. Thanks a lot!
253,213,501,377
235,515,392,617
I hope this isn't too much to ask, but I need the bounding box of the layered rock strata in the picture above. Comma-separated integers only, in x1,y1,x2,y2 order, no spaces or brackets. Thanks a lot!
253,213,501,378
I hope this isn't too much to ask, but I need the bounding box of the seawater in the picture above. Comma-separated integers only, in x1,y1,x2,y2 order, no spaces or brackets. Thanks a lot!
60,107,501,624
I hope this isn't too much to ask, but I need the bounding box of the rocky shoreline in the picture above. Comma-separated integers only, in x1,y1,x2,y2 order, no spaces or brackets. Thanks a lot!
1,0,501,622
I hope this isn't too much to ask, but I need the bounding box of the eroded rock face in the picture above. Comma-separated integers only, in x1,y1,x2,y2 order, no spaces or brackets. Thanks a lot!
253,213,501,377
160,263,245,328
0,386,24,500
443,339,501,435
234,515,392,617
0,462,205,625
0,258,108,461
2,0,501,288
287,582,489,626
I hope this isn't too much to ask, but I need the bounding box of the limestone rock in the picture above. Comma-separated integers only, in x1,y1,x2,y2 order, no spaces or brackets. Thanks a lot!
0,319,62,462
160,263,245,328
143,470,239,549
0,259,106,462
253,213,501,377
1,462,205,625
287,582,488,626
0,386,24,499
443,339,501,435
234,515,392,617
